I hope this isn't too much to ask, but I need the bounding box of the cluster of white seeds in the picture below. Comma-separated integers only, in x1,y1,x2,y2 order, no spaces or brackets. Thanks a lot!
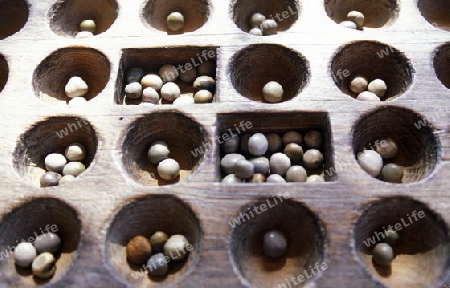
147,141,181,181
350,76,387,101
248,13,279,36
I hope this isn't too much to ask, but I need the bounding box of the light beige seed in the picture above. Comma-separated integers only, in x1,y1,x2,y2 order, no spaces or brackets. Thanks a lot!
261,19,278,35
125,82,143,99
40,171,61,187
167,12,185,32
141,74,164,90
357,91,380,102
80,20,96,33
284,143,303,164
62,162,85,177
286,165,307,182
194,90,213,103
45,153,67,173
249,27,263,36
368,79,387,97
347,11,365,29
75,31,94,38
357,150,383,177
163,235,190,261
65,142,86,161
193,76,215,92
59,175,75,185
160,82,180,102
248,173,266,183
65,76,89,98
340,20,357,29
14,242,36,267
270,153,291,175
266,174,286,183
142,87,160,104
157,158,180,180
173,95,195,105
248,133,269,156
262,81,283,103
350,76,368,94
249,13,266,28
148,141,170,164
32,252,56,279
306,175,325,182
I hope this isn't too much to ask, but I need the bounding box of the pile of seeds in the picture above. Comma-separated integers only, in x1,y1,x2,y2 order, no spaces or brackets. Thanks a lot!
126,232,192,276
76,19,96,38
357,138,404,183
124,61,216,105
13,232,62,279
371,228,399,267
220,130,326,183
40,143,86,187
65,76,89,106
263,230,287,258
340,11,365,30
167,12,185,32
350,76,387,102
148,141,180,181
248,13,279,36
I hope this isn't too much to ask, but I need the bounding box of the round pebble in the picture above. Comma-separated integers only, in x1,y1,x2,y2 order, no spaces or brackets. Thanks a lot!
347,11,365,29
75,31,94,38
141,74,164,90
357,91,380,102
150,231,168,253
248,173,266,183
284,143,303,164
381,163,403,183
249,12,266,28
126,235,152,265
68,97,87,106
142,87,160,104
65,76,89,98
340,20,357,29
221,154,245,175
180,67,198,83
126,68,144,84
34,232,61,254
372,243,394,267
159,65,179,82
221,135,240,154
147,253,168,276
163,234,190,261
266,133,282,153
62,162,86,177
249,157,270,174
266,174,287,183
248,133,269,156
198,61,215,77
160,82,180,102
383,229,400,245
193,76,215,92
282,131,302,145
45,153,67,173
357,150,383,177
303,149,324,170
249,27,263,36
306,175,325,182
173,95,195,105
80,19,96,33
157,158,180,180
148,141,170,164
286,165,307,182
14,242,36,267
125,82,143,99
40,171,62,187
261,19,278,35
262,81,283,103
59,175,75,185
304,130,323,148
269,153,291,175
65,143,86,161
368,79,387,98
32,252,55,279
263,230,287,258
234,159,255,179
222,174,243,183
375,138,398,159
194,89,213,103
350,76,368,94
167,12,185,32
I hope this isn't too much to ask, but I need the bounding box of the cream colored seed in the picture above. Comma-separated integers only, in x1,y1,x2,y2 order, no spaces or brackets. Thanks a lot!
357,150,383,177
148,141,170,164
368,79,387,97
266,174,286,183
249,27,263,36
347,11,365,29
167,12,185,32
125,82,143,99
306,175,325,182
59,175,75,185
32,252,56,279
163,235,190,261
173,95,195,105
157,158,180,180
75,31,94,38
350,76,368,94
141,74,164,90
248,133,269,156
269,153,291,175
80,20,96,33
261,19,278,36
68,97,87,106
194,90,213,103
357,91,380,102
262,81,283,103
286,166,307,182
249,13,266,28
193,76,215,92
340,20,357,30
62,162,85,177
142,87,160,104
160,82,180,102
65,76,88,98
65,142,86,161
45,153,67,173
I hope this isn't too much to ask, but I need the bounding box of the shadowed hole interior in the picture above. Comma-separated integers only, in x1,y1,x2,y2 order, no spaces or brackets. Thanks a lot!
434,43,450,89
0,0,29,39
417,0,450,31
0,54,8,93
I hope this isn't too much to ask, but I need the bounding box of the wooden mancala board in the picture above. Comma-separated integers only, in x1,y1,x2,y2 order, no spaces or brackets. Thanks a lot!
0,0,449,287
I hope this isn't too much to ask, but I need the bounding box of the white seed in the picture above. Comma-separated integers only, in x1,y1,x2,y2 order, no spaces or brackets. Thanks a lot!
148,141,170,164
167,12,185,32
59,174,75,185
62,162,85,177
142,87,160,104
75,31,94,38
125,82,143,99
347,11,365,29
221,154,245,174
304,131,323,148
234,159,254,179
282,131,302,145
126,68,144,84
65,76,88,98
180,67,198,83
266,174,286,183
141,74,164,90
269,153,291,175
163,235,190,261
160,82,180,102
262,81,283,103
45,153,67,173
221,135,240,154
285,165,307,182
340,20,357,30
266,133,282,153
14,242,36,267
222,174,243,183
303,149,324,170
65,143,86,161
357,91,380,102
249,27,263,36
306,175,325,182
157,158,180,180
249,13,266,28
375,138,398,159
350,76,368,94
248,173,266,183
159,65,179,82
32,252,55,279
194,90,213,103
368,79,387,98
357,150,383,177
197,61,215,77
68,97,87,106
249,157,270,174
80,20,96,33
248,133,269,156
173,95,195,105
261,19,278,36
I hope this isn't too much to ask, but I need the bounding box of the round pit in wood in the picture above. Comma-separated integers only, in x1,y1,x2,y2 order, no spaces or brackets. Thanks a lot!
229,198,326,287
104,195,201,286
0,0,29,39
353,197,450,287
0,54,8,93
324,0,398,28
0,197,81,287
230,0,300,34
33,47,110,105
352,106,439,183
121,111,208,186
141,0,211,34
13,116,98,187
331,41,413,101
228,44,309,103
434,43,450,89
417,0,450,31
48,0,118,37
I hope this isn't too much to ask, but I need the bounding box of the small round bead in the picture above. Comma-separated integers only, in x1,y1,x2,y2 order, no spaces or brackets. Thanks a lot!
284,143,303,164
32,252,56,279
125,82,143,99
160,82,181,102
372,243,394,267
180,67,198,83
150,231,168,253
340,20,357,29
148,141,170,164
167,12,185,32
375,138,398,159
14,242,36,267
126,68,144,84
282,131,302,145
240,134,251,154
173,95,195,105
266,174,286,183
249,157,270,174
263,230,287,258
45,153,67,173
304,130,323,148
79,19,96,33
141,74,164,90
221,135,240,154
356,91,380,102
142,87,160,104
159,65,179,82
266,133,283,153
248,133,269,156
286,165,307,182
303,149,324,170
126,235,152,265
248,173,266,183
221,154,245,175
368,79,387,98
193,76,215,92
59,175,75,185
350,76,368,94
65,142,86,161
163,235,190,261
34,232,61,254
383,229,399,245
157,158,180,180
65,76,89,98
40,171,62,187
147,253,168,276
269,153,291,175
262,81,283,103
381,163,403,183
197,61,215,77
234,159,254,179
194,90,213,103
62,162,86,177
306,175,325,182
261,19,278,35
249,27,263,36
75,31,94,38
249,13,266,28
68,97,87,106
357,150,383,177
347,11,365,29
222,174,243,183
